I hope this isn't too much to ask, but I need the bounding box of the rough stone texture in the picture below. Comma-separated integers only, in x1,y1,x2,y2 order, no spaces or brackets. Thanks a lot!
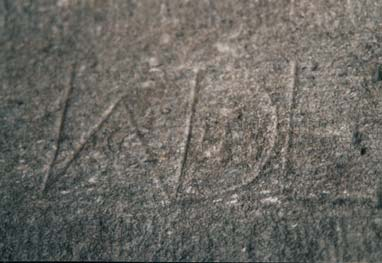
1,0,382,261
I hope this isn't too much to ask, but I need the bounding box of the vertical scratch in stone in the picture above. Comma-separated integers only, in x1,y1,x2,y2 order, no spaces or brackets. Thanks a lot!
42,94,126,193
289,0,295,19
174,69,203,198
282,61,297,175
377,175,382,209
41,63,76,193
347,0,356,27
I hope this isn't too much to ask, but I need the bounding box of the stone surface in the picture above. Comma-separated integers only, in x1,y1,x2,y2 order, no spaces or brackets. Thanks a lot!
1,0,382,261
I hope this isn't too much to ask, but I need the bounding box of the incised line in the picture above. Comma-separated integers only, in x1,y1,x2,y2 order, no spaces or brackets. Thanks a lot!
41,63,76,193
174,69,204,199
42,94,127,193
282,60,298,175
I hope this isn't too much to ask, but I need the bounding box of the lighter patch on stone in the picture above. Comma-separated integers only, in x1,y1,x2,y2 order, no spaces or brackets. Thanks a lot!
227,193,239,205
160,33,171,45
215,42,237,56
213,198,223,203
57,0,70,8
141,81,155,89
149,57,160,68
261,196,280,205
185,186,195,194
88,177,97,184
